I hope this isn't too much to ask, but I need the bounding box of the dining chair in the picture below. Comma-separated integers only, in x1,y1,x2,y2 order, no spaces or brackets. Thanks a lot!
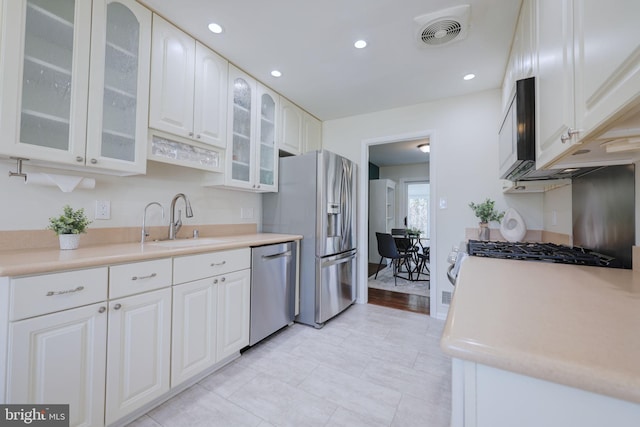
374,232,413,285
391,228,419,272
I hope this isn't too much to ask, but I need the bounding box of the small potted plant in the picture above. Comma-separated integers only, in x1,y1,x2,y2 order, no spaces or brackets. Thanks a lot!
469,198,504,240
47,205,92,250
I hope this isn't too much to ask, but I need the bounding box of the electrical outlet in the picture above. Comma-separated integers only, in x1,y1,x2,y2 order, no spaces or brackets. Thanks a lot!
240,207,254,219
95,200,111,220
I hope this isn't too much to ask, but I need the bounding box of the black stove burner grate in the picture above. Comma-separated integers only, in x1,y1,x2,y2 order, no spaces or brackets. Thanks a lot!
467,240,620,268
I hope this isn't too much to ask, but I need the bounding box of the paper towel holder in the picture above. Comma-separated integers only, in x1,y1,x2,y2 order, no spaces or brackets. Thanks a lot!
8,157,28,181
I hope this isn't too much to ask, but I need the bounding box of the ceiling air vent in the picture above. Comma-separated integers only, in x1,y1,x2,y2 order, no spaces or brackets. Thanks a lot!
415,4,471,47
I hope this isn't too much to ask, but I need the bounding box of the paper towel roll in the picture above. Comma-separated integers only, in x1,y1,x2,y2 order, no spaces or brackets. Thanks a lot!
25,173,95,192
500,207,527,242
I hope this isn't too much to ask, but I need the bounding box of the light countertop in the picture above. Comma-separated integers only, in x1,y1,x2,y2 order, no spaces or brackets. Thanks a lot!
0,233,302,277
441,256,640,404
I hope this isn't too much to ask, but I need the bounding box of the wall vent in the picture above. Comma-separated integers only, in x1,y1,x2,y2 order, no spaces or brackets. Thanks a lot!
442,291,452,305
414,5,471,47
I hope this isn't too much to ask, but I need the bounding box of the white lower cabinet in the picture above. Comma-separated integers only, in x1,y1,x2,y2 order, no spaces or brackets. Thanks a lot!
105,287,172,425
2,248,254,427
171,278,218,387
216,269,250,361
6,302,108,427
451,358,640,427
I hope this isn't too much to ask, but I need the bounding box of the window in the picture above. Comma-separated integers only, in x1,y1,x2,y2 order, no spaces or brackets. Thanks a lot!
406,182,429,238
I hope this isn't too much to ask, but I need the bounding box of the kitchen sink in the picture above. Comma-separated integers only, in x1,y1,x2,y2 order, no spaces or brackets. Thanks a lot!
147,237,231,248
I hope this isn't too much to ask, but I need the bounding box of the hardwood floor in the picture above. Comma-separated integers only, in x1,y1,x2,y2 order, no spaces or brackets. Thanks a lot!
368,287,430,315
367,263,430,315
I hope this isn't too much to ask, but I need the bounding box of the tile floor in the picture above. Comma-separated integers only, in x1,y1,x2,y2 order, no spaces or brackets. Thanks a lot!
126,304,452,427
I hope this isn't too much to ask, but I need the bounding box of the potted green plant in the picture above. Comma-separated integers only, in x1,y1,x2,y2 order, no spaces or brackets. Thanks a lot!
47,205,92,250
468,198,504,240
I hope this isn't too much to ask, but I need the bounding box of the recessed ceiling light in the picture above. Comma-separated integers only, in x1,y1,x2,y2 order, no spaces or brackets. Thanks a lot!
208,23,223,34
271,70,282,78
354,40,367,49
463,73,475,81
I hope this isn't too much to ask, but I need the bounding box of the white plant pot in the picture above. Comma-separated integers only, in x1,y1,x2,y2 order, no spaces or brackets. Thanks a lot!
59,234,80,250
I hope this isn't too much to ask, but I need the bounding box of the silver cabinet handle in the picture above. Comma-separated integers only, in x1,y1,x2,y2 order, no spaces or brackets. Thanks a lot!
262,250,291,261
561,127,580,144
188,131,194,137
46,286,84,296
210,261,226,267
113,303,122,310
221,277,226,282
196,134,201,139
90,158,97,164
131,273,157,281
213,278,218,284
76,156,83,162
98,306,106,313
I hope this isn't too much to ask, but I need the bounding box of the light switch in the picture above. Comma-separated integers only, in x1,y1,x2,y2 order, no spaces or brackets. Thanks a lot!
439,197,447,209
241,207,254,219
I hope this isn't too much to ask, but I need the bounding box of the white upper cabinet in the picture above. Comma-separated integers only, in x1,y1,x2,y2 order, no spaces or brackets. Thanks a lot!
0,0,91,164
205,65,277,191
87,0,151,174
149,15,227,149
279,96,321,155
303,112,322,153
535,0,640,169
279,96,304,155
0,0,151,174
501,0,535,111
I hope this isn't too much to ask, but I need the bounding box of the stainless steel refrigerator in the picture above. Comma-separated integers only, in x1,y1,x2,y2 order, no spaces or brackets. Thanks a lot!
263,150,357,328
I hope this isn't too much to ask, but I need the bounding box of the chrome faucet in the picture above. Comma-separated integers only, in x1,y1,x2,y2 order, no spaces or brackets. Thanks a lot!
169,193,194,240
142,202,164,243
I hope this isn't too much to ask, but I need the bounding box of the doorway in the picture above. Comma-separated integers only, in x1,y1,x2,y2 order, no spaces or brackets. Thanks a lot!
360,132,435,316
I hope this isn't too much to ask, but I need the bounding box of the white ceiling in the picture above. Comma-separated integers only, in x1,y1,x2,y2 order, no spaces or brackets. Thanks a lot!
369,139,430,167
138,0,522,122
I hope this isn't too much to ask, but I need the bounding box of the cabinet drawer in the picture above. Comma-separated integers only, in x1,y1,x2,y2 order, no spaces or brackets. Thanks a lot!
109,258,172,299
10,267,108,321
173,248,250,284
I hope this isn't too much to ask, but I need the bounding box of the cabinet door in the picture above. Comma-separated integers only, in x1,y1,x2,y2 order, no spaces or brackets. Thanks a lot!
535,0,577,169
7,302,108,427
0,0,92,163
256,84,278,191
303,112,322,153
105,287,171,425
148,15,195,139
85,0,151,174
216,269,250,361
279,96,303,155
193,42,228,148
171,278,217,387
227,65,256,189
574,0,640,135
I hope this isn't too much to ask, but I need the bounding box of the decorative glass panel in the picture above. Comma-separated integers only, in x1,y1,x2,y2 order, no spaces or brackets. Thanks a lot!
151,136,220,169
259,93,275,186
100,2,139,162
20,0,75,150
231,78,251,183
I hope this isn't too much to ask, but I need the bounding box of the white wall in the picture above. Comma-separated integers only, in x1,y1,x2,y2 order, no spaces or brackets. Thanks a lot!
323,89,531,319
0,160,261,231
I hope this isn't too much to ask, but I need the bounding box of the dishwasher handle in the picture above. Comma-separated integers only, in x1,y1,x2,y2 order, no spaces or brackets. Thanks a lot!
261,250,292,261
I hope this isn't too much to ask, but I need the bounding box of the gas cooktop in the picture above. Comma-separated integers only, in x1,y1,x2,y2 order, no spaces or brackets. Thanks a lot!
467,240,621,268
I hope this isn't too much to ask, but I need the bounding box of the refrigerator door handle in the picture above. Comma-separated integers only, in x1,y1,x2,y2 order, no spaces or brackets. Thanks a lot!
321,250,357,268
261,250,292,261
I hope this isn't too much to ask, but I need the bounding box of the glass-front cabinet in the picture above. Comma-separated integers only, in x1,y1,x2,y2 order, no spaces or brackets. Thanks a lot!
218,65,278,192
0,0,150,174
86,0,150,173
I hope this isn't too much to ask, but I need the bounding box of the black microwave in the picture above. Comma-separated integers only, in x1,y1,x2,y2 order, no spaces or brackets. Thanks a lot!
498,77,536,181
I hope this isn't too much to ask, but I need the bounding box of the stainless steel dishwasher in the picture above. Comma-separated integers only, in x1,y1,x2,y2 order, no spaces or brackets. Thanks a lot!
249,242,296,346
